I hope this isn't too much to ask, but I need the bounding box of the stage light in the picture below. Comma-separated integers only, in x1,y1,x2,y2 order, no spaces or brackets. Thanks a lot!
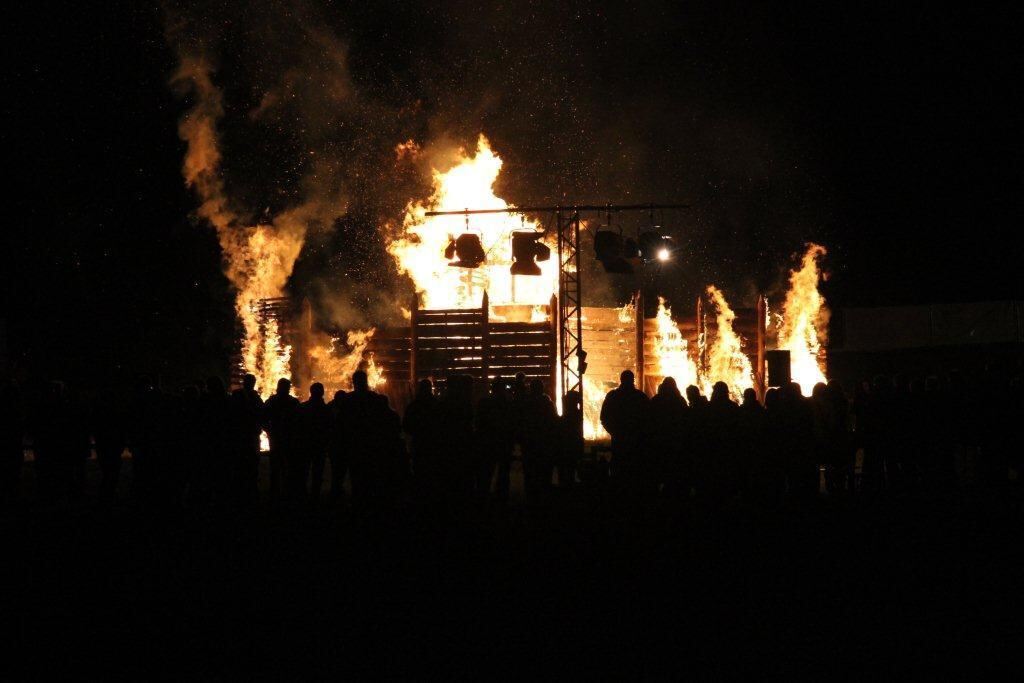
594,230,637,273
510,231,551,276
638,231,676,263
446,233,486,268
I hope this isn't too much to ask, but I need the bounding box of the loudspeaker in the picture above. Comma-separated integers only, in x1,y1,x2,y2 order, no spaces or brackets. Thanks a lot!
766,350,791,387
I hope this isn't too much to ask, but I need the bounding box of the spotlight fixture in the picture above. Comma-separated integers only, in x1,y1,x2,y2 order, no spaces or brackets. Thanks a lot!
446,233,486,268
594,230,639,273
638,231,676,263
510,231,551,276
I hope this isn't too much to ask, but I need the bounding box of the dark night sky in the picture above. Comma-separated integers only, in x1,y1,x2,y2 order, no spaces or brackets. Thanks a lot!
3,1,1022,386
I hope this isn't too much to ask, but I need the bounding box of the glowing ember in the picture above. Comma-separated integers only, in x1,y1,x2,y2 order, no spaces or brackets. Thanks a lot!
703,286,755,400
777,243,829,395
388,135,558,311
652,297,700,391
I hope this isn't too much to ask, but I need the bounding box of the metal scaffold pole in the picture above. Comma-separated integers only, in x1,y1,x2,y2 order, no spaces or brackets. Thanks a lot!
557,210,584,411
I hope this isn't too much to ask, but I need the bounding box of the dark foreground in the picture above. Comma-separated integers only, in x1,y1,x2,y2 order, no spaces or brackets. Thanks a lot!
4,459,1023,679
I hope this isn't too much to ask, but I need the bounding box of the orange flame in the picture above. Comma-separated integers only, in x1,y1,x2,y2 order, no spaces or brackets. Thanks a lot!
703,286,755,400
173,57,306,399
777,243,829,395
387,135,558,312
305,328,386,396
652,297,700,391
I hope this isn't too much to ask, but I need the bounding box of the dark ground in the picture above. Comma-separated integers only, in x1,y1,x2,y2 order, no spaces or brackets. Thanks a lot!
4,457,1023,679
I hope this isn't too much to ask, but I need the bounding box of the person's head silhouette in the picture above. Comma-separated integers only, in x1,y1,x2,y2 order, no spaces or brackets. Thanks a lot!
276,378,291,396
620,369,635,389
242,373,257,392
416,378,433,400
310,382,324,400
352,371,369,392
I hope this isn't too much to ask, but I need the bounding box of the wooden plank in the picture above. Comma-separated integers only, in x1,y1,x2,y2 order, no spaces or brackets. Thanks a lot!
416,326,482,335
415,313,487,321
489,322,551,333
486,336,552,345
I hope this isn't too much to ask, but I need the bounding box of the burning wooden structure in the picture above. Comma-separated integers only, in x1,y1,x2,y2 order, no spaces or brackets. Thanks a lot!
365,293,558,409
230,296,295,390
357,289,768,438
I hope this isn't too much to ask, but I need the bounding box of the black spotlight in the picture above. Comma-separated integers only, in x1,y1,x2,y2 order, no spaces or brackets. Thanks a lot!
638,231,677,263
446,233,486,268
594,230,639,273
510,231,551,276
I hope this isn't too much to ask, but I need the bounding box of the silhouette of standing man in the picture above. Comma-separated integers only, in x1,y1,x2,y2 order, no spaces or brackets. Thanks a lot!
231,374,264,505
263,378,299,502
600,370,649,487
299,382,333,504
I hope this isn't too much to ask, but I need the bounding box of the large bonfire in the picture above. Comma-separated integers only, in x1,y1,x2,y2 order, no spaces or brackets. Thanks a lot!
173,55,379,400
703,286,756,399
384,133,830,438
388,135,558,313
776,243,829,395
176,57,828,435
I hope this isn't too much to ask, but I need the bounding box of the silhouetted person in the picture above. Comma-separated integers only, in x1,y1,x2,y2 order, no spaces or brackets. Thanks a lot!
816,380,852,493
326,389,350,502
0,381,25,504
703,381,742,504
230,373,264,505
476,378,515,500
739,387,768,501
686,385,708,411
520,379,558,499
338,370,402,512
600,370,649,488
436,373,476,501
404,379,441,498
299,382,333,504
557,390,584,490
777,381,816,500
263,378,300,502
648,377,688,495
511,372,529,402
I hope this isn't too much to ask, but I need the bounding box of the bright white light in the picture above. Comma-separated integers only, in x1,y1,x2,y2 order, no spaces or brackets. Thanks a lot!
657,248,671,262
